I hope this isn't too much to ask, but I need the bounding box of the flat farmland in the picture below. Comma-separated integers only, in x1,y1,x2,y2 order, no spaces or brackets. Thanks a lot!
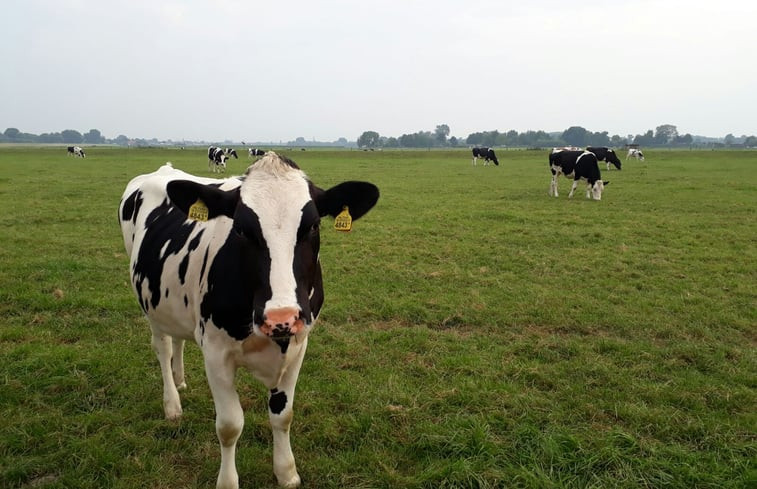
0,146,754,488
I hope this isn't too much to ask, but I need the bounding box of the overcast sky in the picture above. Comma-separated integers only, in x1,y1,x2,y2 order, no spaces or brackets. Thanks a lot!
2,0,755,142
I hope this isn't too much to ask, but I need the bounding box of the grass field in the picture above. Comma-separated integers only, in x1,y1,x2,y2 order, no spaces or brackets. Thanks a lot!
0,146,755,488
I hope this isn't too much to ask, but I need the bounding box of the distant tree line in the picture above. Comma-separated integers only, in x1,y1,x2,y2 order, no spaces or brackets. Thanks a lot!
0,127,153,146
358,124,757,149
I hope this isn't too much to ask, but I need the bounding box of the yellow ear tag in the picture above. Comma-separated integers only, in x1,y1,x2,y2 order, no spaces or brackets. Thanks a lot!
188,199,209,222
334,206,352,232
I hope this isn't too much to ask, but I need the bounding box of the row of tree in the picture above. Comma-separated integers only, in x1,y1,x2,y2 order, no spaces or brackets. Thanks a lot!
358,125,757,149
0,127,136,145
4,125,756,149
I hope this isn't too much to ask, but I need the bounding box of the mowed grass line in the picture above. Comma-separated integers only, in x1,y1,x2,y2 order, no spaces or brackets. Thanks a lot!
0,146,754,488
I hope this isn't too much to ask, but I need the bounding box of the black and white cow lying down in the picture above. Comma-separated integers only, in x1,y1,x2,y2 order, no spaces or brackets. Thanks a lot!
207,146,228,173
586,146,622,171
67,146,85,157
248,148,265,158
119,153,379,489
549,149,609,200
471,147,499,166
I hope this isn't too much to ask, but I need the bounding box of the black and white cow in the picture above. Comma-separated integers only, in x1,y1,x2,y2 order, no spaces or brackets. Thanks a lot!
549,149,609,200
471,147,499,166
225,148,239,159
67,146,85,158
208,146,228,173
586,146,622,171
627,148,645,161
119,153,379,489
248,148,265,158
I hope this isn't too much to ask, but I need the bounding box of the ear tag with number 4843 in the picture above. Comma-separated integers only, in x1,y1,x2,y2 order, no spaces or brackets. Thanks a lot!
334,206,352,232
188,199,209,222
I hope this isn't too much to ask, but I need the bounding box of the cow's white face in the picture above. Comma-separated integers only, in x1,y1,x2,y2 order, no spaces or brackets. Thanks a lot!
590,180,607,200
240,160,315,332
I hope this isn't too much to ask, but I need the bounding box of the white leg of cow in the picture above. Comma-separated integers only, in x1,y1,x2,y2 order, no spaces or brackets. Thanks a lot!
568,180,579,198
549,175,558,197
269,338,308,488
150,329,183,419
204,351,244,489
472,156,476,166
171,338,187,390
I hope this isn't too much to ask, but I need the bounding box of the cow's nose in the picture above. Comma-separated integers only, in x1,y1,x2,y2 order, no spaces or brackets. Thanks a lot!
262,307,304,337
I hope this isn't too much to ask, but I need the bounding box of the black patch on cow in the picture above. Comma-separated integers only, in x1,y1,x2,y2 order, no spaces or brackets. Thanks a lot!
165,288,169,298
199,209,271,340
269,389,288,414
184,295,188,307
121,189,143,224
274,338,290,354
132,200,198,311
178,255,190,285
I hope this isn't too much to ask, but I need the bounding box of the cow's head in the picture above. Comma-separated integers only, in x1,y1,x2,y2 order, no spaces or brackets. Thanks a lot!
588,180,609,200
166,152,379,339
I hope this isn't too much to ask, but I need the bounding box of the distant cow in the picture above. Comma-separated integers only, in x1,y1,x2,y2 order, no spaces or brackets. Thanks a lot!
119,154,379,489
207,146,227,173
627,148,645,161
67,146,85,158
549,149,609,200
471,147,499,166
248,148,265,158
225,148,238,159
586,146,622,171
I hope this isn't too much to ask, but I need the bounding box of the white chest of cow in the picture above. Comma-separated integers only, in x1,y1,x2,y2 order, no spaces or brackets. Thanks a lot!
119,153,379,489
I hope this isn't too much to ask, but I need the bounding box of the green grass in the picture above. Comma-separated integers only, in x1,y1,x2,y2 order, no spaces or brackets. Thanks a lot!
1,146,755,488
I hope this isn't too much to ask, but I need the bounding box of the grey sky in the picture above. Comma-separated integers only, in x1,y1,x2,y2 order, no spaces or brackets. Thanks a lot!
2,0,755,142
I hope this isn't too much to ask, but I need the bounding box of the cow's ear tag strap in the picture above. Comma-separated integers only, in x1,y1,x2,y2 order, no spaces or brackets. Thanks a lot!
334,206,352,232
188,199,209,222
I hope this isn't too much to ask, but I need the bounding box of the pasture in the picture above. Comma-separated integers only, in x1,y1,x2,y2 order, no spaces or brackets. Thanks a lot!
0,146,754,488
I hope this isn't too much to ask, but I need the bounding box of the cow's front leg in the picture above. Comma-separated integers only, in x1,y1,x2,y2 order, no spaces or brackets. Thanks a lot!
204,351,243,489
150,328,183,419
568,180,579,198
171,338,187,390
269,339,308,488
549,175,559,197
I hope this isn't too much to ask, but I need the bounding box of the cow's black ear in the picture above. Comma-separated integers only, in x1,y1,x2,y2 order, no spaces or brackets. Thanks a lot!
312,181,379,220
167,180,239,219
603,181,610,186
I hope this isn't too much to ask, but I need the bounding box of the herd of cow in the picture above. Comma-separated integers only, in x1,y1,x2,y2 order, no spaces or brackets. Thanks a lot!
472,145,645,201
115,142,649,488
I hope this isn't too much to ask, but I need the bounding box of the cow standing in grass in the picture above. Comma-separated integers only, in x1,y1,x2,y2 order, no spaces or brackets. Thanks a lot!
208,146,228,173
471,147,499,166
67,146,85,158
627,148,645,161
118,153,379,489
586,146,622,171
549,149,609,200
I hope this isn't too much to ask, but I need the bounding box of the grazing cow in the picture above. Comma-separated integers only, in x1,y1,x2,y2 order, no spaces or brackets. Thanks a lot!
471,147,499,166
586,146,622,171
627,148,645,161
248,148,265,158
549,149,609,200
119,153,379,489
208,146,228,173
225,148,239,159
67,146,85,158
